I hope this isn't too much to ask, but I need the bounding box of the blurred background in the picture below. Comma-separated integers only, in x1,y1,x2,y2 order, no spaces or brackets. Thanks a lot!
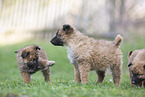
0,0,145,45
0,0,145,91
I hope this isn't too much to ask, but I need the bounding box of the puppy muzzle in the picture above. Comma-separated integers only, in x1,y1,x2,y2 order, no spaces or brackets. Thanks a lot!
50,36,64,46
131,75,144,84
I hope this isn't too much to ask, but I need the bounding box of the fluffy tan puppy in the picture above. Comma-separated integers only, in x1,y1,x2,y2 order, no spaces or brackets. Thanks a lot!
15,45,55,83
50,24,123,85
128,49,145,87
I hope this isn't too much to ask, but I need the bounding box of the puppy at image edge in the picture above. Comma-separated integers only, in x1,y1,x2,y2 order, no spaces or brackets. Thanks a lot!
128,49,145,87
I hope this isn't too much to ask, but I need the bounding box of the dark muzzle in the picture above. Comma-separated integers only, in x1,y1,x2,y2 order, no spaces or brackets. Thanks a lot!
50,36,64,46
131,74,144,84
27,60,41,72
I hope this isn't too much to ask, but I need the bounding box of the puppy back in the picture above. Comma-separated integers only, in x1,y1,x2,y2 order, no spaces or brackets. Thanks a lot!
114,35,123,47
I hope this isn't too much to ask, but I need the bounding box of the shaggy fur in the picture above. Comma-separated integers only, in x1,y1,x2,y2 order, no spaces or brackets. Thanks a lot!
50,24,123,85
128,49,145,87
15,45,55,83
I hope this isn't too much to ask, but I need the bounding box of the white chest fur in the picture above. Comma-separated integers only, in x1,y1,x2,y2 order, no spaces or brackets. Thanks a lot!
67,47,74,64
67,47,76,65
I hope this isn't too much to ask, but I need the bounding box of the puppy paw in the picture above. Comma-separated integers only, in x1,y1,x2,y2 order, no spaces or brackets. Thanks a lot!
46,61,55,66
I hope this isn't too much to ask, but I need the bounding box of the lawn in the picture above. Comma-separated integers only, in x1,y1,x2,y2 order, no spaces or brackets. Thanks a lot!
0,38,145,97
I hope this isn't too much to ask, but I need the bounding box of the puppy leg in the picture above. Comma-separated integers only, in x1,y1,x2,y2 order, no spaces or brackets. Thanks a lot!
41,68,51,83
46,60,55,66
78,63,90,84
74,66,81,83
96,70,105,83
21,72,31,83
39,59,55,67
110,64,122,85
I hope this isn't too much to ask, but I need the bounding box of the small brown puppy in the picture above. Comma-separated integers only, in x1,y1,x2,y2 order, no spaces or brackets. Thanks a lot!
50,24,123,85
15,45,55,83
128,49,145,87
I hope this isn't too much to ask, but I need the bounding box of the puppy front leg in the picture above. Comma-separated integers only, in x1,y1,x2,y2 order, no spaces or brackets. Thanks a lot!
21,72,31,83
46,60,55,66
74,66,81,83
39,59,55,67
78,63,90,84
41,68,51,84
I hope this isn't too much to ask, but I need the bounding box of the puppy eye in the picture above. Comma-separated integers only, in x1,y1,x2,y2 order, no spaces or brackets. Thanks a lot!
21,51,30,58
27,52,30,56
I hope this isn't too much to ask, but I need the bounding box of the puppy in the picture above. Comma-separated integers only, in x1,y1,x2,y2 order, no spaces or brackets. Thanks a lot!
128,49,145,87
15,45,55,83
50,24,123,85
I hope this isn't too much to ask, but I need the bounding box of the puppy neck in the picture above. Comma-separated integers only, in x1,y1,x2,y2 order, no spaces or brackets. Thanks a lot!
66,31,88,48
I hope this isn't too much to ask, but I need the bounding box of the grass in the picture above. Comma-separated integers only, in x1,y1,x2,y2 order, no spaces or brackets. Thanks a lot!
0,38,145,97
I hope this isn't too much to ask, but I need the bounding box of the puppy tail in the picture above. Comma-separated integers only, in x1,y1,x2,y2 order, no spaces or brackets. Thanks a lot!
114,35,123,47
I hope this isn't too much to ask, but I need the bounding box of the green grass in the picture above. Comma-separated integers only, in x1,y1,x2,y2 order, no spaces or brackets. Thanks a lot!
0,39,145,97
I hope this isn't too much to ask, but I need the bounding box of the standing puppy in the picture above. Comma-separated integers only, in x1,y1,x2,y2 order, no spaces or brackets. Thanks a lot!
51,24,123,85
15,45,55,83
128,49,145,87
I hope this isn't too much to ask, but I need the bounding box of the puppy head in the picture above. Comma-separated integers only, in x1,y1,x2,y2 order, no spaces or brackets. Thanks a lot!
50,24,74,46
130,64,145,85
21,45,41,62
128,51,145,85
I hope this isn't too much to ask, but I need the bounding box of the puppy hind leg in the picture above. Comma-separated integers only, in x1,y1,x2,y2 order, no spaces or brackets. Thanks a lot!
96,70,106,83
21,72,31,83
74,66,81,83
110,64,122,85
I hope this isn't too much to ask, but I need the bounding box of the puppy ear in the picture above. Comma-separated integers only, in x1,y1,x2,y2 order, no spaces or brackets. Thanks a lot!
128,62,133,67
21,50,30,58
14,51,18,53
62,24,73,34
35,46,41,50
128,51,133,56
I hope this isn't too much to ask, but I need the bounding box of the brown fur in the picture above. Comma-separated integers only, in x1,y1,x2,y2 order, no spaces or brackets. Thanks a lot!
128,49,145,87
51,24,123,85
15,45,55,83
